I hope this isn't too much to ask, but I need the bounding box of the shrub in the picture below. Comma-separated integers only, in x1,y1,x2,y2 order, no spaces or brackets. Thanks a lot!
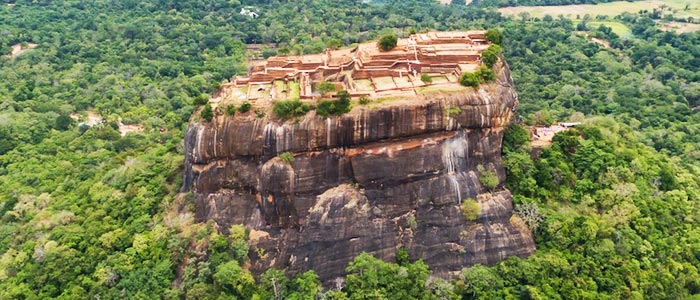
478,65,496,82
481,44,502,68
326,38,342,50
194,94,209,106
316,81,337,95
278,152,294,164
201,103,213,122
359,95,371,105
515,202,544,232
255,109,265,118
273,99,311,119
225,104,236,116
420,73,433,85
485,29,503,45
378,34,398,51
459,72,480,88
316,90,351,118
461,199,481,221
446,106,462,118
239,101,251,113
477,165,499,191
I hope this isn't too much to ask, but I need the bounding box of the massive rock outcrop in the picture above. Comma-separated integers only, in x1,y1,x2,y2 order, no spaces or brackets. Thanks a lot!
182,57,535,282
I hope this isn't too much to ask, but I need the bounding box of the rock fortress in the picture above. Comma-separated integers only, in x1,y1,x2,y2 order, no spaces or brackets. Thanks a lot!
183,31,535,284
211,31,492,107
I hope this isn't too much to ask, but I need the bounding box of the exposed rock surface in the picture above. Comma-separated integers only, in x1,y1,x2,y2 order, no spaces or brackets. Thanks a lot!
182,58,535,282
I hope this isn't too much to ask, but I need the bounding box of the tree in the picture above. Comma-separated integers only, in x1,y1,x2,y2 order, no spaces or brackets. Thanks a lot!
378,34,398,51
55,115,73,130
481,45,502,68
201,104,213,122
213,261,256,299
316,81,337,95
485,29,503,45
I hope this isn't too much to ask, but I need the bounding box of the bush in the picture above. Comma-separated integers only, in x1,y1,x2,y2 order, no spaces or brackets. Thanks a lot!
446,106,462,117
316,81,337,95
481,44,502,68
239,101,251,113
316,90,351,118
201,103,213,122
461,199,481,221
477,165,499,191
420,74,433,85
485,29,503,45
378,34,398,51
225,104,236,116
278,152,294,164
359,95,371,105
194,94,209,106
273,99,311,119
460,72,480,88
478,65,496,82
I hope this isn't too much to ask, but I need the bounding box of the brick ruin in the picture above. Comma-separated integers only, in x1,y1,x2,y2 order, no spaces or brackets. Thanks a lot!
214,31,491,106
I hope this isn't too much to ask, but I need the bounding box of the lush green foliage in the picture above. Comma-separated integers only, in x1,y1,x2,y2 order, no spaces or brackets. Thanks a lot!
239,101,252,113
225,104,236,116
315,81,337,95
477,165,499,191
278,152,294,164
461,199,482,221
460,72,481,87
272,99,311,119
485,28,503,45
316,90,352,118
378,34,398,51
1,0,699,299
421,73,433,84
481,44,502,68
200,103,213,122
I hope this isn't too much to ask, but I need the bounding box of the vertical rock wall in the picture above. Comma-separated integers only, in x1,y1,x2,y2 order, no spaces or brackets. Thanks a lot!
182,58,535,282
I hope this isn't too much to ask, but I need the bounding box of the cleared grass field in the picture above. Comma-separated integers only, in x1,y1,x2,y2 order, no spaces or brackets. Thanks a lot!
498,0,700,19
576,20,632,36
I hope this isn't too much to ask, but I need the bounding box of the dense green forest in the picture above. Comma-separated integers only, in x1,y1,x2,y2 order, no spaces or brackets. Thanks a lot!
0,0,699,299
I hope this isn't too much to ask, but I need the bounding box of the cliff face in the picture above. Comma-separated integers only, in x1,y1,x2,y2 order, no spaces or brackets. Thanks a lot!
182,58,535,282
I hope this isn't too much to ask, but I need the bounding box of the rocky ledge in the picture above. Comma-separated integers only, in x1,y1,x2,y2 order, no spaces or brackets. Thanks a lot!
182,58,535,283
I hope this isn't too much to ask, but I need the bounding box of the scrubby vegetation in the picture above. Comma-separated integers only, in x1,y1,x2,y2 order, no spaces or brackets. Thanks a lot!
461,199,482,221
272,99,312,119
316,90,352,118
239,101,252,113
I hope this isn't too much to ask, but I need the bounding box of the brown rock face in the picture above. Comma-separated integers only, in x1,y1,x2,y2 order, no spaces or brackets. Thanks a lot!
182,59,535,282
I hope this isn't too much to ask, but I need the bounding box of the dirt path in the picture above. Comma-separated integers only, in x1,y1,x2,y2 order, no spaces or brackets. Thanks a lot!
7,43,38,59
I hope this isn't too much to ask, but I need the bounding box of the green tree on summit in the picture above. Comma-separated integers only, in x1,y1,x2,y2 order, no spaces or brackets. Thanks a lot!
378,34,398,51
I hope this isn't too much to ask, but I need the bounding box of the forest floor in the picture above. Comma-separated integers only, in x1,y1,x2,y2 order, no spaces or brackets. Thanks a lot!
70,110,143,136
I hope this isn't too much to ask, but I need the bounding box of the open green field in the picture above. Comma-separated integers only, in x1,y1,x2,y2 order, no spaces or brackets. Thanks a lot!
498,0,700,19
576,20,632,36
